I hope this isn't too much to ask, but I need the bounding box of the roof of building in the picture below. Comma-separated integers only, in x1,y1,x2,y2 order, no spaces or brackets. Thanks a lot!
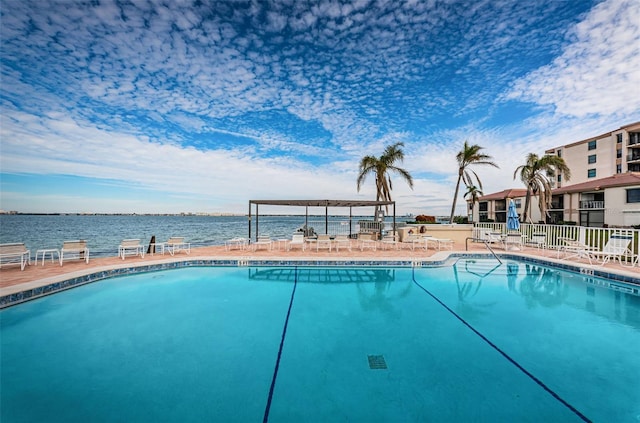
477,189,528,201
545,121,640,153
248,199,395,207
552,172,640,194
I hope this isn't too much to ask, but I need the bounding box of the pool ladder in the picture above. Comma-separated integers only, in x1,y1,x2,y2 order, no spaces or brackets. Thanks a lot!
465,237,502,264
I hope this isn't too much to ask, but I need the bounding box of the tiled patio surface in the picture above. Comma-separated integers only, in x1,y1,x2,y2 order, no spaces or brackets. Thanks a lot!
1,242,638,293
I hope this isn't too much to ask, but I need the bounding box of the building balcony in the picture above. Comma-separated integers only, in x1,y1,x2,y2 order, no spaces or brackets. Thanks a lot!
579,200,605,209
627,154,640,162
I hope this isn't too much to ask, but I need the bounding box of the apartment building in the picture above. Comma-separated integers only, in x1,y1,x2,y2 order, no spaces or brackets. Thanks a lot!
471,122,640,227
544,121,640,227
545,121,640,185
469,189,543,223
547,173,640,227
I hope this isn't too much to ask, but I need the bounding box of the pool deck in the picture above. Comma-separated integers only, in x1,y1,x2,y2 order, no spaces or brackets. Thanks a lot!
1,242,638,297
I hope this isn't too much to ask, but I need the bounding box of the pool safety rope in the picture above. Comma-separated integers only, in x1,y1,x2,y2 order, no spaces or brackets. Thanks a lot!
263,266,298,423
411,267,592,423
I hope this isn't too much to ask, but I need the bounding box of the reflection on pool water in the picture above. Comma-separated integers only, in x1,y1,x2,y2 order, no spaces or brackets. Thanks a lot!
1,260,639,422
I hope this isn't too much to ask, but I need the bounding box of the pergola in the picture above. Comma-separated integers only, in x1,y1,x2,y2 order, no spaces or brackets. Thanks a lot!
248,199,396,241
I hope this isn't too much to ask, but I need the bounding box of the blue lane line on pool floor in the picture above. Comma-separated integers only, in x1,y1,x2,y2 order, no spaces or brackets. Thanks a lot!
263,266,298,423
411,267,592,423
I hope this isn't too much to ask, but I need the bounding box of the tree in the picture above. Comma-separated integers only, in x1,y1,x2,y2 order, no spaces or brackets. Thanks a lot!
513,153,571,223
450,141,498,224
464,184,483,221
357,142,414,217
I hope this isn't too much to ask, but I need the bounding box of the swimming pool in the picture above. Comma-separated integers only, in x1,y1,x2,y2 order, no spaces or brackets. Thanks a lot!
1,260,639,422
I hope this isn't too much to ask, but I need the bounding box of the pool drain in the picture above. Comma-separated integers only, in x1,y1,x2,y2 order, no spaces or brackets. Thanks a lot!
367,355,387,370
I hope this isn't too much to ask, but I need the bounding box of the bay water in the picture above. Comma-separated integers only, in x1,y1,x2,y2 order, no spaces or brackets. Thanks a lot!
0,214,377,258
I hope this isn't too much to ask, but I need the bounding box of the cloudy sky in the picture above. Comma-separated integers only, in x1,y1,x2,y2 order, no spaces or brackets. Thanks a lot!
1,0,639,215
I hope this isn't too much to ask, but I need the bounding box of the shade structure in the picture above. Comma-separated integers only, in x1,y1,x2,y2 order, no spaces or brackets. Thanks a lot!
507,200,520,231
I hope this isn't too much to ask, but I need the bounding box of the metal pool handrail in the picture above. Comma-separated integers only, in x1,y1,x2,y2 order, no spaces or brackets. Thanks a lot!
465,237,502,264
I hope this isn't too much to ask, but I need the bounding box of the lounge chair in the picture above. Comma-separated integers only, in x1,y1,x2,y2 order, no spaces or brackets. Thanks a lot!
288,234,306,251
426,236,454,251
401,234,423,250
60,240,90,265
225,237,248,251
591,234,634,266
488,231,504,244
316,234,332,252
0,243,31,271
358,233,377,251
118,239,145,260
503,232,523,251
253,235,272,251
557,238,598,265
380,232,399,250
525,233,547,250
476,229,501,244
334,235,352,252
165,237,191,256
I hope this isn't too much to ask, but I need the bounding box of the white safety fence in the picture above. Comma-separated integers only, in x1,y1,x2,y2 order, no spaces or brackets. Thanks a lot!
473,223,639,265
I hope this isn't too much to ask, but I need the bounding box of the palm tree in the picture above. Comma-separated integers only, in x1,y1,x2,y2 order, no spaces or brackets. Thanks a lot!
450,141,499,224
357,142,414,216
513,153,571,223
464,184,483,221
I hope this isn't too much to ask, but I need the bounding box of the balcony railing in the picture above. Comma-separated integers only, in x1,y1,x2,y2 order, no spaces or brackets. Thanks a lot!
579,200,604,209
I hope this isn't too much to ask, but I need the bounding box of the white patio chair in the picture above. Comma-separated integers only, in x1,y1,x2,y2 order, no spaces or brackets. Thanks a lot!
525,233,547,250
401,234,423,250
427,237,455,251
557,238,598,265
591,234,634,266
380,231,399,250
118,239,145,260
253,235,273,251
504,232,524,251
0,243,31,271
60,240,90,265
316,234,332,252
288,234,306,251
165,237,191,256
358,233,377,251
225,237,248,251
334,235,352,252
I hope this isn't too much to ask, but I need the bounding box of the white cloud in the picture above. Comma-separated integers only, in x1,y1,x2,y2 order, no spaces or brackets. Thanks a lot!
2,0,639,216
507,0,640,118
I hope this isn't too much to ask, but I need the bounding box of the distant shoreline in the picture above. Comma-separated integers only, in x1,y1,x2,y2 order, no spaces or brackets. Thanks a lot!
0,213,385,217
0,212,246,216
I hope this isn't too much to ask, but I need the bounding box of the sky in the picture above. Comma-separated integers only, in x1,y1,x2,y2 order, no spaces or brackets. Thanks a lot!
1,0,639,216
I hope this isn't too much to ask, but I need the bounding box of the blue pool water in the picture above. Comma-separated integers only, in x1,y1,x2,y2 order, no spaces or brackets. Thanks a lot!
1,260,639,422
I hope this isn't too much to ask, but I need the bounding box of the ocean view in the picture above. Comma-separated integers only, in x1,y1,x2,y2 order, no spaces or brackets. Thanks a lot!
0,214,383,258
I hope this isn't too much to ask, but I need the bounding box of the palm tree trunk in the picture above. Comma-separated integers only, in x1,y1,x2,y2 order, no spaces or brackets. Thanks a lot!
449,173,463,223
522,189,532,223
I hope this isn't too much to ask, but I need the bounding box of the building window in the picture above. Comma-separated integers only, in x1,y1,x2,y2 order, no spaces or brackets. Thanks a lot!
628,188,640,203
588,140,597,150
557,174,562,183
556,149,562,157
617,164,622,173
617,149,622,158
588,154,596,164
587,169,596,178
617,133,622,143
514,199,522,208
